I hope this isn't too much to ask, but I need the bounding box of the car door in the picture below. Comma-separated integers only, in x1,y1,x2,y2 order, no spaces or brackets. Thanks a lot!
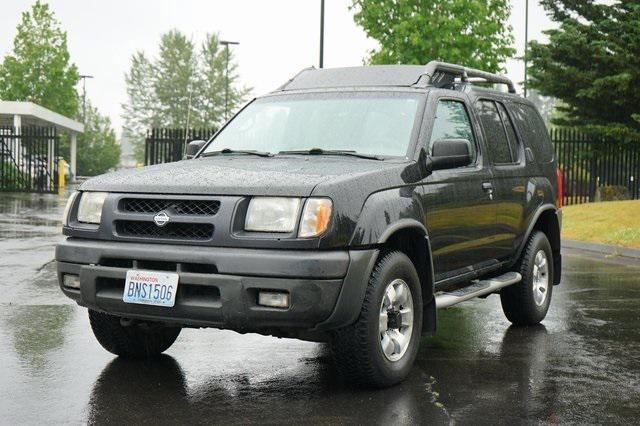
419,92,500,283
474,98,527,260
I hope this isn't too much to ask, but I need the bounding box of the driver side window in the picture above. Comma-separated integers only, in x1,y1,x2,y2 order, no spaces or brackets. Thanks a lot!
429,100,477,163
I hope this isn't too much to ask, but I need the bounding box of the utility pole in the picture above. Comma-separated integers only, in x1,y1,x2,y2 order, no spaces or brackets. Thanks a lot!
319,0,325,68
79,74,94,122
220,40,239,120
524,0,529,98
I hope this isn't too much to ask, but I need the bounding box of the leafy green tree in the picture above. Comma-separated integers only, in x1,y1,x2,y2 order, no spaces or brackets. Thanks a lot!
0,1,78,117
197,33,250,128
76,102,121,176
153,30,199,128
122,30,248,161
122,52,159,161
528,1,640,142
351,0,515,72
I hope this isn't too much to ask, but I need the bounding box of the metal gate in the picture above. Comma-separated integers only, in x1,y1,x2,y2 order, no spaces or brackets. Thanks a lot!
145,128,216,166
0,126,59,193
553,129,640,205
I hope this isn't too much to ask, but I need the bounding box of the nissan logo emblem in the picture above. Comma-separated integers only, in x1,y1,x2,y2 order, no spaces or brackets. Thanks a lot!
153,211,170,227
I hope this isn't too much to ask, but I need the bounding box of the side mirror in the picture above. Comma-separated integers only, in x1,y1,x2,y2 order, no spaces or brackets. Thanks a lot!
429,138,472,171
185,140,206,159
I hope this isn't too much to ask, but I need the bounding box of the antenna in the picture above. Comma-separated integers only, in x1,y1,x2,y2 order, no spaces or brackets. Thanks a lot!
184,90,192,151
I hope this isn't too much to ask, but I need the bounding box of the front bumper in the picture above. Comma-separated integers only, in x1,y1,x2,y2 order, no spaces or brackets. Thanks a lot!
56,238,377,333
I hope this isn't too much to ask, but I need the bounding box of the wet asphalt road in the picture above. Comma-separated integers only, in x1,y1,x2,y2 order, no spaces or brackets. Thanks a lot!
1,192,639,425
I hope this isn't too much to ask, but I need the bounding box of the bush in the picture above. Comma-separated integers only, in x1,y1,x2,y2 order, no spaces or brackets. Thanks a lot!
594,185,631,202
1,160,27,189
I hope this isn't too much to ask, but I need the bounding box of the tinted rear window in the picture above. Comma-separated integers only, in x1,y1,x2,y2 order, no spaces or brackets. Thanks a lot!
496,102,520,162
510,103,554,163
476,100,512,164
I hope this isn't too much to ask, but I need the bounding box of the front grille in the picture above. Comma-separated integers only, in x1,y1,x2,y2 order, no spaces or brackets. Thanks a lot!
116,220,214,241
121,198,220,216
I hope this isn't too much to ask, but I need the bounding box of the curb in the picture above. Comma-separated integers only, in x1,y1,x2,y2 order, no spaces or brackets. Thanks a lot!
562,239,640,260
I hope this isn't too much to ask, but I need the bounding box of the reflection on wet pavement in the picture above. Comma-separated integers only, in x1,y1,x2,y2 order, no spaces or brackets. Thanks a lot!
1,192,639,424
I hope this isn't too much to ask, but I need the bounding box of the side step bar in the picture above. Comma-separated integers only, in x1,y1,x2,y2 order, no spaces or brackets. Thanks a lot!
435,272,522,309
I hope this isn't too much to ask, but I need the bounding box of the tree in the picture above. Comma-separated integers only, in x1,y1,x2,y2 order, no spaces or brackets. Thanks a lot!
351,0,515,72
197,33,250,128
0,1,78,117
122,30,249,161
528,1,640,142
76,102,121,176
153,30,199,128
122,52,159,162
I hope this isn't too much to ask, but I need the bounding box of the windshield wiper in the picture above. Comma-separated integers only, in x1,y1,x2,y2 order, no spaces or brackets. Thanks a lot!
201,148,273,158
278,148,383,160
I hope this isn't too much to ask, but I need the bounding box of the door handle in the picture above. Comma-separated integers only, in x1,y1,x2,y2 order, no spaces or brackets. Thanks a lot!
482,182,494,200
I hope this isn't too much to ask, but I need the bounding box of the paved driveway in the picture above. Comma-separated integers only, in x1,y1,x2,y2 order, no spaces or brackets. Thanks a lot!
1,192,639,424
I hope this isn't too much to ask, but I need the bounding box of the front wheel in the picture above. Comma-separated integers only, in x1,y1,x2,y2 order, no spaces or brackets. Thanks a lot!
500,231,554,325
330,251,423,388
89,310,181,358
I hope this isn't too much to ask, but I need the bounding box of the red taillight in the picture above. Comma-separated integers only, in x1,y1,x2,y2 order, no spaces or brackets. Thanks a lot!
556,168,564,208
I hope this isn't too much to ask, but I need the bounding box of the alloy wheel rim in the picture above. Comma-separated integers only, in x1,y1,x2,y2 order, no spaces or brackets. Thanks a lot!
379,278,414,362
532,250,550,306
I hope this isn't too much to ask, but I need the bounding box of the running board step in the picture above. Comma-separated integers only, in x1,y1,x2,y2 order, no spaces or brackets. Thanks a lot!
435,272,522,309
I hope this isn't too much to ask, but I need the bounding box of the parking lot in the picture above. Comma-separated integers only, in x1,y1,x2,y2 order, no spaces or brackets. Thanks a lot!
1,191,639,424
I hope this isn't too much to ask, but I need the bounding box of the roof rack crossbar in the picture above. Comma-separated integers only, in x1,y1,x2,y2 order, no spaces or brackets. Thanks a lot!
420,61,516,94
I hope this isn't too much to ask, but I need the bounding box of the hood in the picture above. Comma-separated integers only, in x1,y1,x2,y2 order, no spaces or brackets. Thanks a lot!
80,155,410,196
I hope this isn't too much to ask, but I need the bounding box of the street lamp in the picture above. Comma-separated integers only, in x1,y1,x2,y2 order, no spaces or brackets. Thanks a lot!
319,0,325,68
220,40,239,120
79,74,94,123
524,0,529,98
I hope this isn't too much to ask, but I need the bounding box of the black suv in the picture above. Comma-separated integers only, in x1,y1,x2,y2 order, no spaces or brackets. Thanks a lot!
57,62,562,387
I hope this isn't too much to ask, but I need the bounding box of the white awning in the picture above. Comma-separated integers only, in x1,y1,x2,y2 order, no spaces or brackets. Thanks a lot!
0,101,84,133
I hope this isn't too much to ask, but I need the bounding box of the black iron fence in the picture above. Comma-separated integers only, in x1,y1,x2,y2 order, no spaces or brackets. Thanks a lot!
144,126,640,206
145,128,216,166
553,129,640,205
0,126,59,193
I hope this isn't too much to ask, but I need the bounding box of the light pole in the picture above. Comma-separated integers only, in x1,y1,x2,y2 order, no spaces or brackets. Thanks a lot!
79,74,94,122
524,0,529,98
319,0,325,68
220,40,239,120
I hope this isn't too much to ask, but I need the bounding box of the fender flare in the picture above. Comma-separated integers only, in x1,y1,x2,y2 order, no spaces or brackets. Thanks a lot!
377,220,437,336
377,218,429,243
516,203,562,285
516,203,558,260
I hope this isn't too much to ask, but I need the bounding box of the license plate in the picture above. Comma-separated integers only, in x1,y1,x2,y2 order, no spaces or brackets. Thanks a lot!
123,270,179,307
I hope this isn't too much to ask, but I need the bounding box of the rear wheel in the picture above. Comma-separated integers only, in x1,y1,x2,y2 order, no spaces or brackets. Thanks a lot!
89,310,181,358
330,251,422,388
500,231,553,325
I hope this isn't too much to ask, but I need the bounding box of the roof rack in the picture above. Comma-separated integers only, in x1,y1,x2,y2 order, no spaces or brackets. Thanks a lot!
417,61,516,94
277,66,316,91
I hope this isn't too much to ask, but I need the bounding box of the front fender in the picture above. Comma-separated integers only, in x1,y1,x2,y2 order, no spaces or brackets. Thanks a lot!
349,186,426,246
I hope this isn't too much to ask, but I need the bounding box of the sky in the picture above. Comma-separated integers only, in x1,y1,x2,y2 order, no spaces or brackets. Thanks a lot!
0,0,553,135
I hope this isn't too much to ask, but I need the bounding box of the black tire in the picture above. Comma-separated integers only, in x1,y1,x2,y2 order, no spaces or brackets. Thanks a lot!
88,310,181,358
330,251,423,388
501,231,554,325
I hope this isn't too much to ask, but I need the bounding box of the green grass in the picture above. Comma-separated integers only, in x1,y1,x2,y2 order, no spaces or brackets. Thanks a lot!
562,200,640,248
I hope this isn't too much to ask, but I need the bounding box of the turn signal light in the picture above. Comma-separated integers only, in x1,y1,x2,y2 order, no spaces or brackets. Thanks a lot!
298,198,333,238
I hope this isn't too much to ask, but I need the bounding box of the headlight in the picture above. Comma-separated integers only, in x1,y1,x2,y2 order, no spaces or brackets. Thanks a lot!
62,191,79,226
298,198,332,238
245,197,301,232
77,192,108,224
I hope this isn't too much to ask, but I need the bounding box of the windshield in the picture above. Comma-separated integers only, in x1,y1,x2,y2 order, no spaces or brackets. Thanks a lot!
202,92,422,157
